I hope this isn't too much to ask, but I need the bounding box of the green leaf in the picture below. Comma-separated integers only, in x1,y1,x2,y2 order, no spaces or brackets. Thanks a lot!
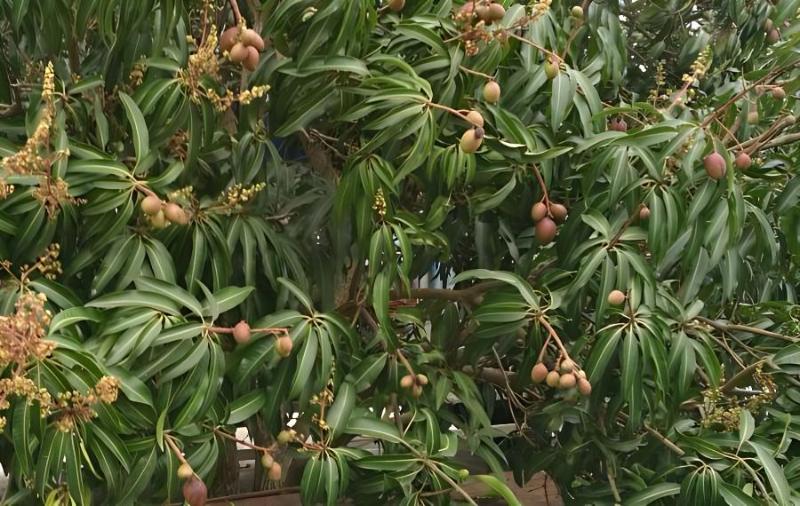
224,390,266,426
625,483,681,505
347,353,388,392
87,290,181,315
116,445,158,505
452,269,538,308
289,330,318,398
586,325,624,384
135,277,202,316
473,475,523,506
160,339,208,382
738,409,755,452
108,366,154,407
551,71,576,129
749,441,791,505
35,429,67,497
278,277,314,313
66,433,88,506
12,402,34,474
118,92,150,166
205,285,254,316
344,417,404,444
326,381,355,438
48,307,104,334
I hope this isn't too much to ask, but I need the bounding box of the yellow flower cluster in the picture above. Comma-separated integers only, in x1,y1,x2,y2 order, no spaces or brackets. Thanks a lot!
684,46,712,84
34,243,63,280
372,188,387,218
219,182,267,211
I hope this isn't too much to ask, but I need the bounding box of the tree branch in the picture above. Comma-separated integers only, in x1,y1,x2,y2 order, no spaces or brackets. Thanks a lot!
695,316,798,343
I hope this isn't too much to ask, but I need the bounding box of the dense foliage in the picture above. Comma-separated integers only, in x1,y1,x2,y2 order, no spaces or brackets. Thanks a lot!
2,0,800,504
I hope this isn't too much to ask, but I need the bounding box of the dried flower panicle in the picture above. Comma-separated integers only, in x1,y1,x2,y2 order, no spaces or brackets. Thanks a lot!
0,292,55,367
34,176,81,217
1,63,56,178
169,130,190,160
0,289,121,432
52,376,120,432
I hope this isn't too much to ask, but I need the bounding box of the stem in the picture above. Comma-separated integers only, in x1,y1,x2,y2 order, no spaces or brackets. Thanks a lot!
536,333,553,362
606,464,622,503
666,79,693,115
134,182,159,198
739,114,799,154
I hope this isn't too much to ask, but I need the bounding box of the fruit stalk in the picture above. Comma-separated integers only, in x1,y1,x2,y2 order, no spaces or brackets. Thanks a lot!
228,0,242,24
165,434,192,467
458,65,495,81
506,32,561,63
426,101,472,123
531,165,550,207
536,316,572,362
213,427,274,453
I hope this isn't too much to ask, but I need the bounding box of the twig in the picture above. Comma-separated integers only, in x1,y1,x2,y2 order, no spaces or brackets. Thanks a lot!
425,461,479,506
506,32,561,62
712,117,743,151
607,204,645,249
739,115,799,154
719,361,764,394
643,423,684,456
536,332,553,362
458,65,495,81
700,66,792,129
213,427,273,454
606,464,622,503
695,316,798,343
